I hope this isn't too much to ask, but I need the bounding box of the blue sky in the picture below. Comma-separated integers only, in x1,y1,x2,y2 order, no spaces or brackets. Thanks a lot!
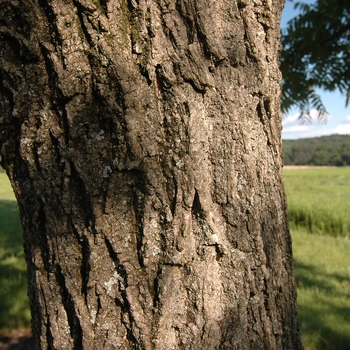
281,1,350,139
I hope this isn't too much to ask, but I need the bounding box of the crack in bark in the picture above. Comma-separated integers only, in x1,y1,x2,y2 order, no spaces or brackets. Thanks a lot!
37,0,63,51
32,141,42,173
32,198,51,272
40,43,67,106
78,233,91,300
56,264,83,350
132,186,146,268
155,64,174,93
152,266,162,309
69,162,94,221
175,0,196,45
169,174,178,218
46,318,55,350
72,0,94,43
99,0,109,18
104,237,141,349
104,237,120,269
191,189,203,218
183,76,207,93
256,98,271,146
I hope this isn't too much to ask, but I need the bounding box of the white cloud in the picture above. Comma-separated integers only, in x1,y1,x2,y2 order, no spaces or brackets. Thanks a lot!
289,123,350,139
282,112,300,126
282,109,329,137
282,109,331,127
283,124,314,134
321,124,350,135
281,109,350,139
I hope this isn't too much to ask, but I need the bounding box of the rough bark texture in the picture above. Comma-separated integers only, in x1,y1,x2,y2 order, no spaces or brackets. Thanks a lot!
0,0,302,349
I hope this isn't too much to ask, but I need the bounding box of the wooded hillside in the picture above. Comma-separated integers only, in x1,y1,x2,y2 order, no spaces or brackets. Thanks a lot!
282,134,350,165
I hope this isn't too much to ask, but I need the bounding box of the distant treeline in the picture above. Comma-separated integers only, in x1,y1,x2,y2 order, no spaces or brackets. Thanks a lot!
282,135,350,166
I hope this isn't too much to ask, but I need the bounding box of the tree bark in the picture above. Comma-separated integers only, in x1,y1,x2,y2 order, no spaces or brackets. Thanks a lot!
0,0,302,349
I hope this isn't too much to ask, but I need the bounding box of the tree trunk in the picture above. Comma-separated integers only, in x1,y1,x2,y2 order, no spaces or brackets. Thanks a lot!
0,0,302,348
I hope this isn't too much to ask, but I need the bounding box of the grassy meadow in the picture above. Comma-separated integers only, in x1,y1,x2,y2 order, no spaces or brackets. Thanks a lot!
284,167,350,350
0,167,349,349
292,229,350,349
0,170,31,332
283,167,350,237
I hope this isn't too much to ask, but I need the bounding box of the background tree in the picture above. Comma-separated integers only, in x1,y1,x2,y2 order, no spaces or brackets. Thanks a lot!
281,0,350,122
282,134,350,165
0,0,302,348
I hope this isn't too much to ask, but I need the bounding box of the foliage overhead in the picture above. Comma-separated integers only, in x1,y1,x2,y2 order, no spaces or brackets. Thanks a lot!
281,0,350,122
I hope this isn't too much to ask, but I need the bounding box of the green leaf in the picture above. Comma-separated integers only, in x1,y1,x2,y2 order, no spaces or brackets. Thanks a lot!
281,0,350,122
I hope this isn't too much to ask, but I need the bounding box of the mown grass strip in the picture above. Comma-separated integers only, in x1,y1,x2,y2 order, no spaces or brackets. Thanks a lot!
283,167,350,237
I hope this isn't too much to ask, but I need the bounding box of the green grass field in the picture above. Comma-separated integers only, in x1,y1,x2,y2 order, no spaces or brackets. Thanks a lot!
0,167,349,349
283,167,350,237
0,171,31,332
284,167,350,350
292,229,350,350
